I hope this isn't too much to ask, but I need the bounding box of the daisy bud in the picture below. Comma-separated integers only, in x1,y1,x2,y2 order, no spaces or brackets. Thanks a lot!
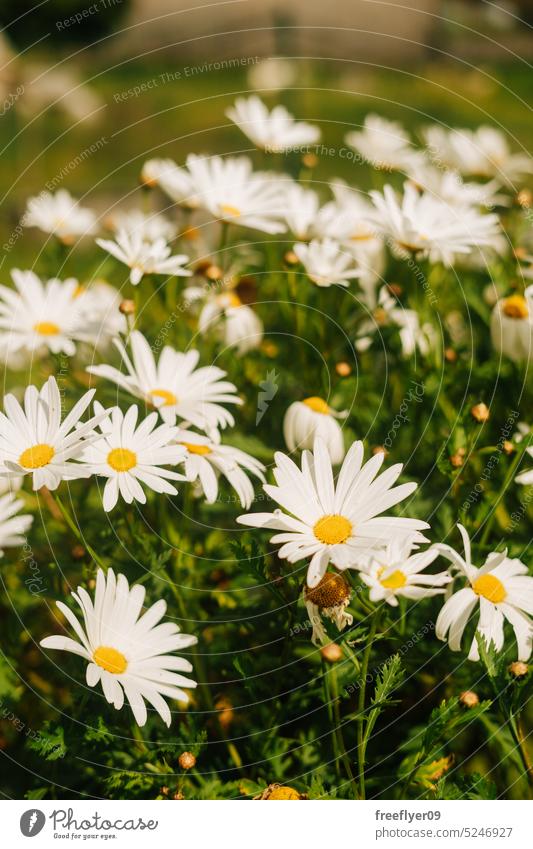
262,341,279,357
173,791,185,800
205,264,224,282
450,449,465,468
509,661,528,678
321,643,343,663
256,784,304,800
71,545,86,560
514,246,528,260
215,697,234,730
335,361,352,377
283,398,346,465
178,752,196,770
459,690,479,708
517,189,532,209
160,786,169,796
445,348,457,363
387,283,403,297
119,299,135,315
283,250,300,266
471,403,490,423
503,440,514,455
302,152,318,169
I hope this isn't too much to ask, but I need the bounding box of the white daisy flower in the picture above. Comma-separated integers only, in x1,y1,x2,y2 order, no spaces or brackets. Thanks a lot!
435,524,533,661
195,289,264,355
141,158,199,208
87,330,242,433
24,189,96,242
226,95,320,153
283,397,346,465
175,429,265,509
321,181,385,301
359,537,450,607
345,114,424,173
0,376,102,491
184,154,286,234
283,184,321,240
96,229,191,286
40,568,197,727
237,437,429,587
0,493,33,556
0,475,23,496
355,285,436,358
248,57,297,93
75,280,127,349
368,183,501,266
0,270,97,357
81,403,186,512
108,209,177,243
408,163,508,210
490,287,533,364
293,238,362,288
424,125,533,184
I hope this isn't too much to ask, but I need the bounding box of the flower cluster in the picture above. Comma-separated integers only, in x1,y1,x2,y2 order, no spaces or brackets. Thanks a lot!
1,94,532,749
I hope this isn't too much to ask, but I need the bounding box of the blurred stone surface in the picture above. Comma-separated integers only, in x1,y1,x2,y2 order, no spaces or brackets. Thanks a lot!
122,1,440,59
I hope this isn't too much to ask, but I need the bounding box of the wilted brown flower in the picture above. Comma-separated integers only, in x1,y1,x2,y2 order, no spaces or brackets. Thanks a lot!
305,573,350,611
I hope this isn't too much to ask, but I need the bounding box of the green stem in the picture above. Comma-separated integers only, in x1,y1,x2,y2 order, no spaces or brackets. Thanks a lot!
357,607,380,799
480,427,533,545
330,663,358,796
51,492,107,570
322,660,341,779
508,713,533,796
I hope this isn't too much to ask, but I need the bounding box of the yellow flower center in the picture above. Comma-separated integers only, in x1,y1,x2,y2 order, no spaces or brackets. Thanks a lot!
93,646,128,675
19,443,55,469
267,786,301,800
181,442,212,455
150,388,177,407
220,204,241,218
313,514,352,545
472,573,506,604
220,292,242,308
502,294,528,319
34,321,60,336
302,396,330,415
107,447,137,472
380,569,407,590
